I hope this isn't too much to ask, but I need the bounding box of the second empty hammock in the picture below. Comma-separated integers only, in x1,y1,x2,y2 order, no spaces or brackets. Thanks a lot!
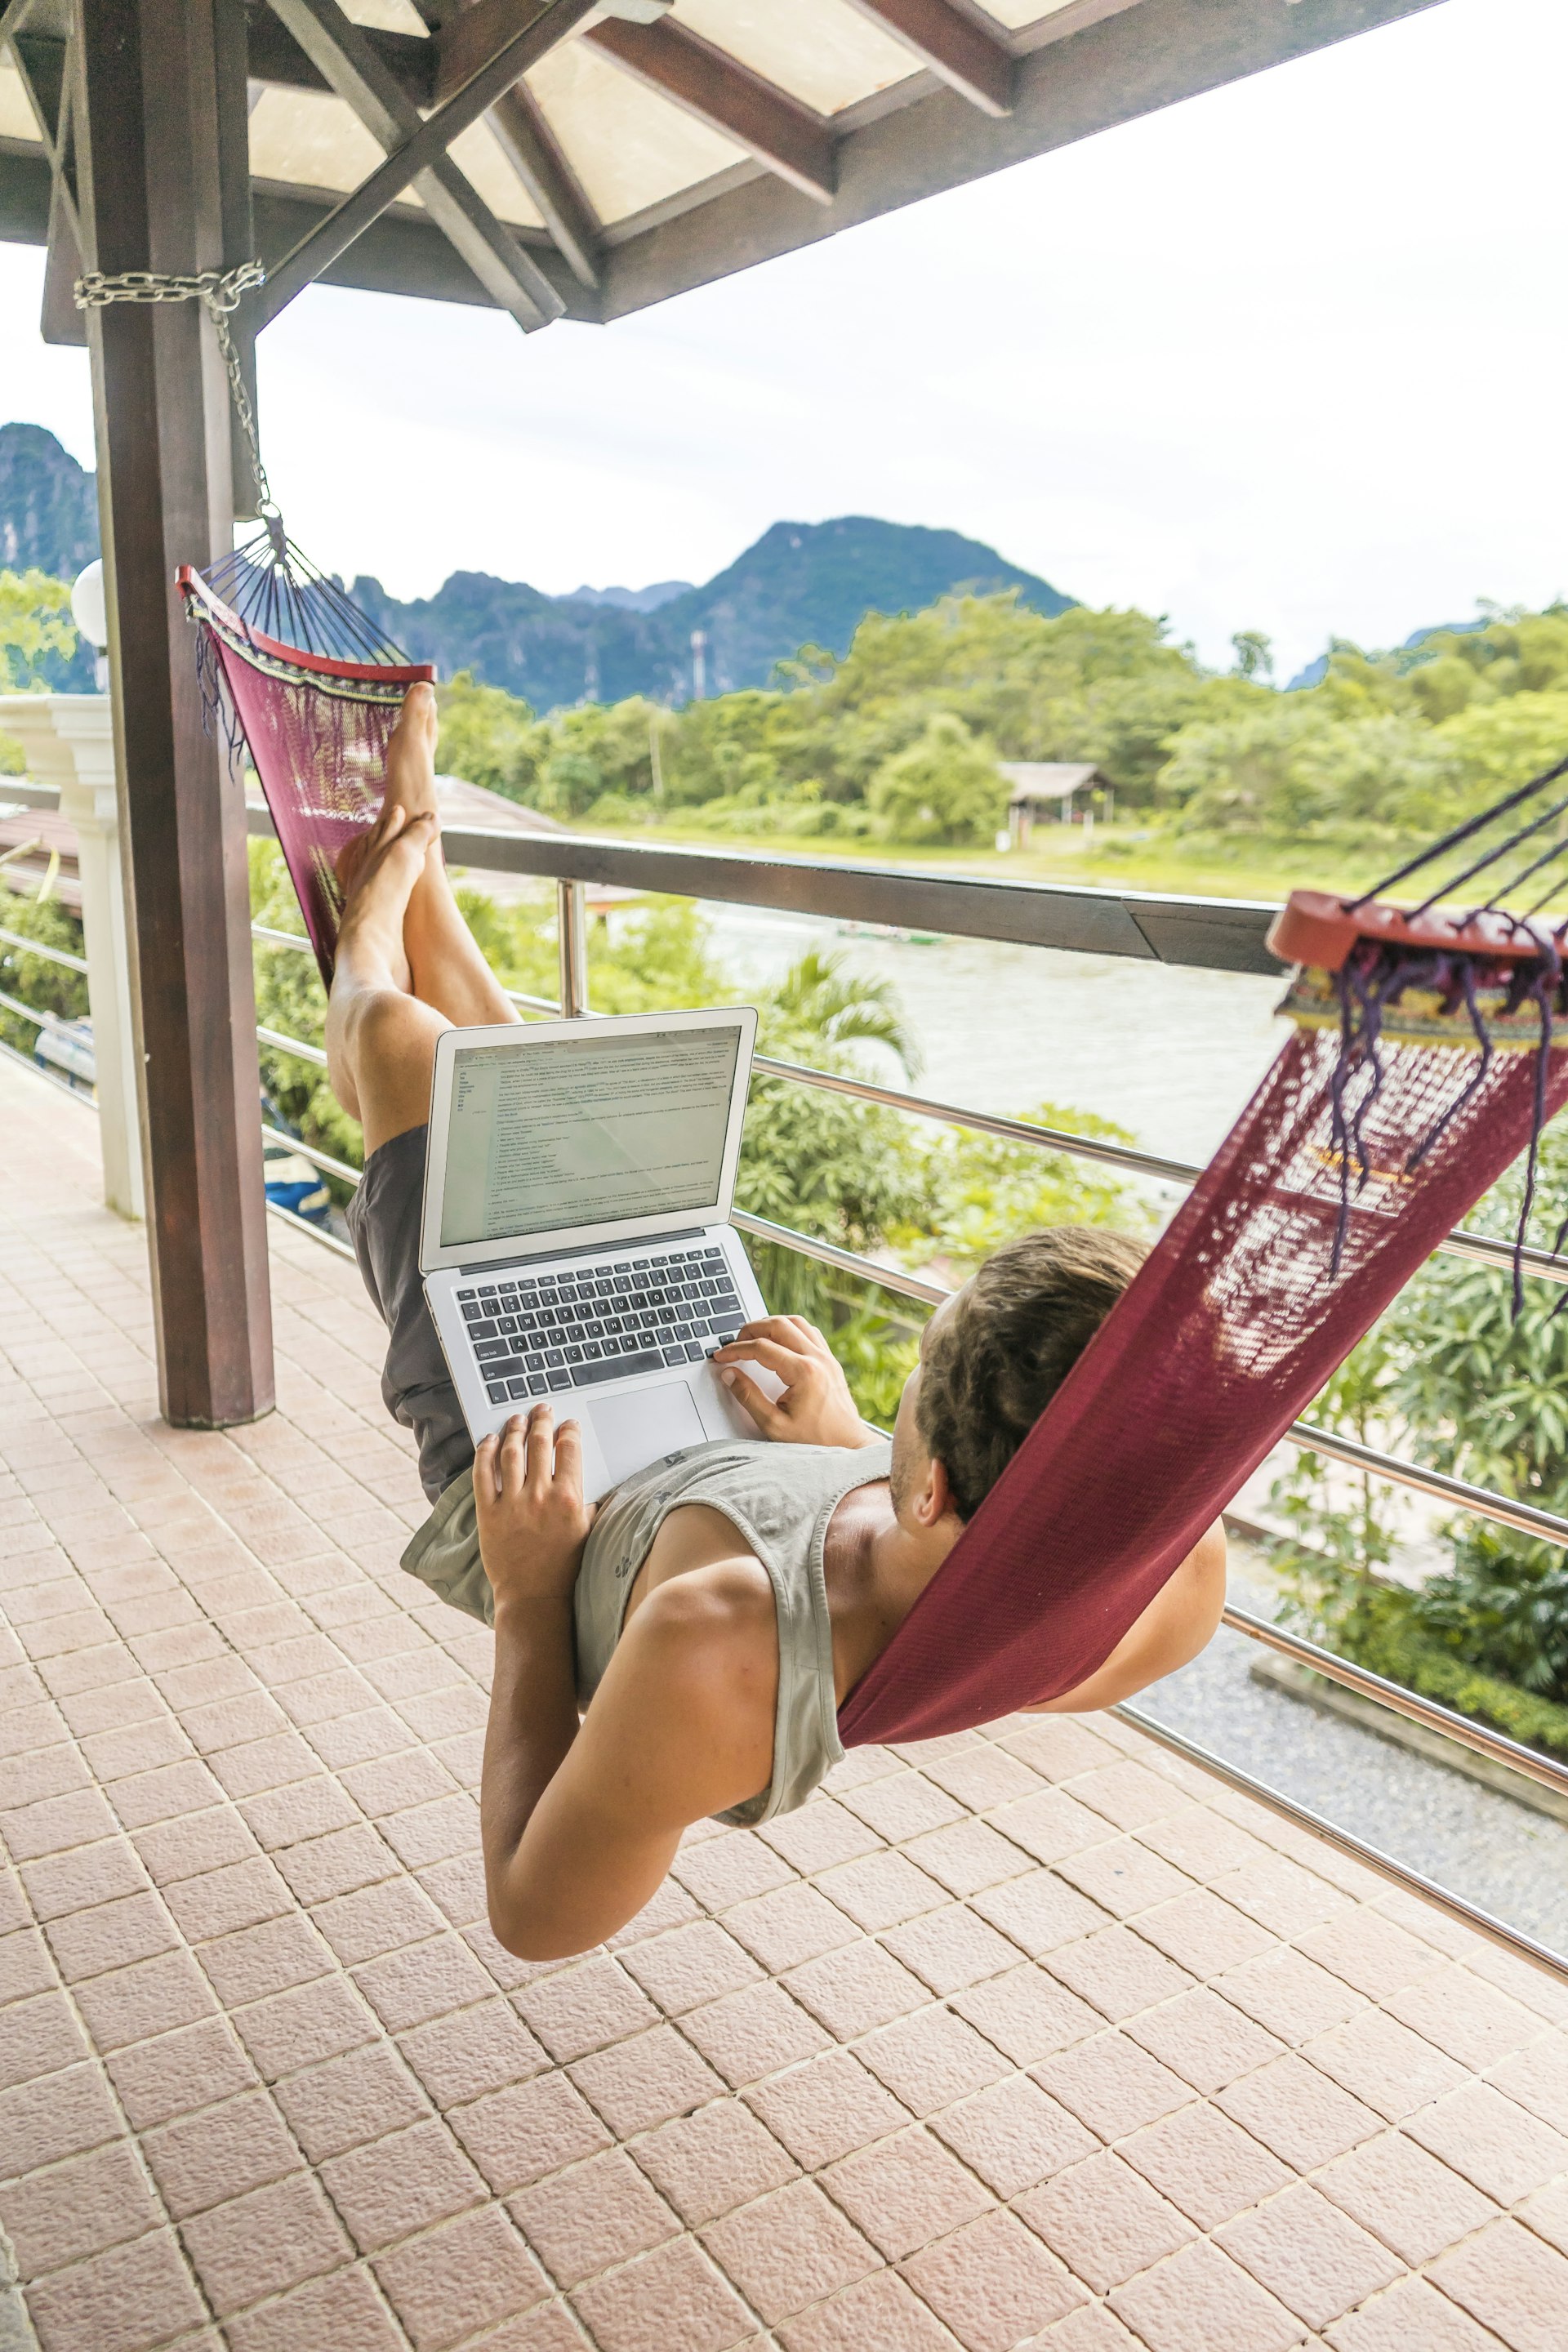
183,545,1568,1744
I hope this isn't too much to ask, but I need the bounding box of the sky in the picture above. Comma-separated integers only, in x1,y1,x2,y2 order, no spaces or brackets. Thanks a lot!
3,0,1565,678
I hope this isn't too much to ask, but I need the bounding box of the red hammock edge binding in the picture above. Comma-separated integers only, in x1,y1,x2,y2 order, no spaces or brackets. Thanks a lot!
176,564,435,688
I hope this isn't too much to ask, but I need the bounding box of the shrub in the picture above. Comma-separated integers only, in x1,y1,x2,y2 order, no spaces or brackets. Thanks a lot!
868,714,1006,845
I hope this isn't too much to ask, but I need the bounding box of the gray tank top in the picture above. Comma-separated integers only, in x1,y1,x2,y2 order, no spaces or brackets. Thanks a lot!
576,1437,893,1827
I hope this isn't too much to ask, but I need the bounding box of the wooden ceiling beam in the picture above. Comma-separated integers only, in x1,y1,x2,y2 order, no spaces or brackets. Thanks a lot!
243,3,435,107
434,0,539,102
264,0,567,327
259,0,596,321
486,83,601,288
844,0,1013,117
420,0,602,287
6,29,87,343
586,16,834,207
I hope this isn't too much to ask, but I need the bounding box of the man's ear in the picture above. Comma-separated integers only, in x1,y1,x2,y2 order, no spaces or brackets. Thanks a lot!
920,1455,960,1530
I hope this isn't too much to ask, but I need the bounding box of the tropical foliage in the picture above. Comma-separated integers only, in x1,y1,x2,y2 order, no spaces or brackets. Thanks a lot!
0,888,87,1060
1274,1130,1568,1745
0,567,77,694
432,586,1568,862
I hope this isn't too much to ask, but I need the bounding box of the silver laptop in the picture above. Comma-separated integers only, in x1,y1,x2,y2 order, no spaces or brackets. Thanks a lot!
421,1005,776,1498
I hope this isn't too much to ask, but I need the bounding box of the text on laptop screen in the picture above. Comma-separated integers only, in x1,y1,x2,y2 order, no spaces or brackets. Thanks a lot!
440,1025,742,1249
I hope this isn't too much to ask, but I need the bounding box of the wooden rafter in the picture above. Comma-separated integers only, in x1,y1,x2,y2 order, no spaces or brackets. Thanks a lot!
844,0,1014,117
486,84,601,289
413,0,602,292
258,0,597,322
434,0,541,102
266,0,561,328
243,2,435,107
586,15,835,207
7,29,87,344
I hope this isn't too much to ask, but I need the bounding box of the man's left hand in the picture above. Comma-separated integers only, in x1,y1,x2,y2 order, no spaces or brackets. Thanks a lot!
711,1316,879,1449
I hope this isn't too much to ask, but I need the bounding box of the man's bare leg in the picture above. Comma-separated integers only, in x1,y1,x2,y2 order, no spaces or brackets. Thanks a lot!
327,684,519,1153
376,683,521,1029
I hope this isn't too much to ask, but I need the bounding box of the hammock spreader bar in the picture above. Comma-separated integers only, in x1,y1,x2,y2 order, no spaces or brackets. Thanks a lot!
178,559,1568,1748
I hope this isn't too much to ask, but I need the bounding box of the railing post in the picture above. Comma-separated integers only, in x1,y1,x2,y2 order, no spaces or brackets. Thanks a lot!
0,694,145,1220
557,879,589,1017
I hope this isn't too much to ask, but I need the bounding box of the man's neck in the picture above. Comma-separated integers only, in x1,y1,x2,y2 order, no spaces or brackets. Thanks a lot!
824,1484,957,1702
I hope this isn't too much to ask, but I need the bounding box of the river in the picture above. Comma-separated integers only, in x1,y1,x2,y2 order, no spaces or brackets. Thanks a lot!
702,903,1285,1169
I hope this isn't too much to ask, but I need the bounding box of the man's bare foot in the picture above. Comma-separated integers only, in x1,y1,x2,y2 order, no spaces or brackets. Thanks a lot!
334,683,443,943
382,681,440,829
336,804,437,994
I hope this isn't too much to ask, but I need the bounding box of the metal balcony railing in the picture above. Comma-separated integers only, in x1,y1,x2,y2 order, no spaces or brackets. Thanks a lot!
11,806,1568,1981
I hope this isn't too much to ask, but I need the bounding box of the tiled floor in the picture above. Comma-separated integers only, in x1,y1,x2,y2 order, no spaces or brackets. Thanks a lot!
4,1057,1568,2352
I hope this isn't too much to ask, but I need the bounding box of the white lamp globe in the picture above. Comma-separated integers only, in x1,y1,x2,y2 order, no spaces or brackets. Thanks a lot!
70,560,108,653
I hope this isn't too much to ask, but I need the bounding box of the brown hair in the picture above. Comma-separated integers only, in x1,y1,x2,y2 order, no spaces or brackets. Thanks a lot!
915,1226,1149,1521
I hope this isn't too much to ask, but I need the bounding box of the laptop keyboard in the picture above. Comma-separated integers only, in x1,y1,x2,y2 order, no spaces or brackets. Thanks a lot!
457,1245,748,1408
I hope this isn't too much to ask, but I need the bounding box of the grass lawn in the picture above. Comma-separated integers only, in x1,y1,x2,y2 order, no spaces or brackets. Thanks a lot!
564,813,1409,910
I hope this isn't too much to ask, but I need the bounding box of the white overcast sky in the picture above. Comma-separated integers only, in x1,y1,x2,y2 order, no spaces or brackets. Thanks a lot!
3,0,1563,676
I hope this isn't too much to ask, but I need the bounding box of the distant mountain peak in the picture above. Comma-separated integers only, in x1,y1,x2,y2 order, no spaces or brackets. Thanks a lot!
567,581,693,613
0,429,1071,714
0,421,100,583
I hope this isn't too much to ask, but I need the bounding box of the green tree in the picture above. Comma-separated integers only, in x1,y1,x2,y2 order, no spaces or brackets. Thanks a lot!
869,714,1005,845
1231,630,1273,682
0,569,77,693
434,672,541,800
1273,1132,1568,1734
0,891,87,1060
1433,691,1568,822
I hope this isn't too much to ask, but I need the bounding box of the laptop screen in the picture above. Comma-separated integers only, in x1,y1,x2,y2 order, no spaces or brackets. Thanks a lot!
439,1022,744,1250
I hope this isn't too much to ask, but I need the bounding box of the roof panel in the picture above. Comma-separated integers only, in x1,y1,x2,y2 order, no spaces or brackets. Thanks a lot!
247,85,392,199
340,0,429,33
0,59,38,144
247,86,541,229
447,118,546,229
528,33,749,225
669,0,920,115
970,0,1094,26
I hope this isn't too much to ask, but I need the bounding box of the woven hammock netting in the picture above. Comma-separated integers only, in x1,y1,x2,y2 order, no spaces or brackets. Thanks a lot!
183,543,1568,1746
183,528,434,990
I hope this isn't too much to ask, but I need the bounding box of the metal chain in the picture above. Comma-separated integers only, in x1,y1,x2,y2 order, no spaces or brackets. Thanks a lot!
74,261,276,523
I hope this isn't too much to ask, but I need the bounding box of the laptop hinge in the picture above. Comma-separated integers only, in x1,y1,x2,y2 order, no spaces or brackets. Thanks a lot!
456,1227,710,1277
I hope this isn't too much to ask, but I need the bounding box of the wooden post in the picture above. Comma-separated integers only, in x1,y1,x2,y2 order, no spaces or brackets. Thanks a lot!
72,0,274,1427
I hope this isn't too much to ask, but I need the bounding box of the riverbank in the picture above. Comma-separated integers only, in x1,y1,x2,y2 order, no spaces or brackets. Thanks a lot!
565,810,1404,908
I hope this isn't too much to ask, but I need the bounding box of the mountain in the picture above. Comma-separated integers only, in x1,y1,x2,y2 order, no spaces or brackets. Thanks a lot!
662,518,1071,695
568,581,692,613
1285,617,1488,692
0,425,99,688
1,422,1072,710
352,517,1071,710
0,423,100,581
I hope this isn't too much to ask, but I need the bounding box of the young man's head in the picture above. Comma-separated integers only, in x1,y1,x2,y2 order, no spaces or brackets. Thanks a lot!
890,1225,1149,1538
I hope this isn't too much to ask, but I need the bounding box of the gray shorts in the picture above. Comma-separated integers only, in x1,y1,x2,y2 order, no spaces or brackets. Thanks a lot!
345,1123,474,1503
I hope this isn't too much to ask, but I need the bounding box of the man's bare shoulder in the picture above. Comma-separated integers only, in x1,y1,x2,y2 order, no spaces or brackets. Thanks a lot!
622,1551,777,1690
577,1552,779,1829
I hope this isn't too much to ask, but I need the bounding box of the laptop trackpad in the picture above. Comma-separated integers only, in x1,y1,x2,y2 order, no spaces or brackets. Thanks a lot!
591,1382,706,1486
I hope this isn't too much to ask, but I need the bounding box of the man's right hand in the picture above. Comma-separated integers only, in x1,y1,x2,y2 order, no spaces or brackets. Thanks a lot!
711,1317,880,1449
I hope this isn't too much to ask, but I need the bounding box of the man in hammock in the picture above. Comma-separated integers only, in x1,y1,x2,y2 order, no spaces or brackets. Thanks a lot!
330,684,1227,1961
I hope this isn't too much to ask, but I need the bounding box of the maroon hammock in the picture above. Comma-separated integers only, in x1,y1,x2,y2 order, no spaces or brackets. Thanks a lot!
180,558,433,990
838,1006,1568,1744
179,555,1568,1746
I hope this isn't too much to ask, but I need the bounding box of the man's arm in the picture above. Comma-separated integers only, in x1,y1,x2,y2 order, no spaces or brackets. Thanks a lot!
475,1405,776,1959
1022,1520,1227,1714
